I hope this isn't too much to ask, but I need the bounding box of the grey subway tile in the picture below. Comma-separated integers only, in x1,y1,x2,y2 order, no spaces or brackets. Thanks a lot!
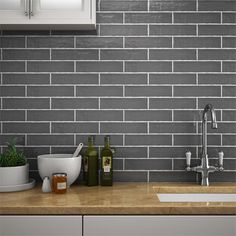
125,61,172,72
223,111,236,121
125,86,172,97
199,49,236,60
100,122,147,134
174,62,221,72
199,98,236,109
174,13,221,23
3,123,49,134
204,123,236,134
198,74,236,85
115,147,148,158
27,86,74,97
0,110,25,121
149,49,196,60
125,135,172,145
199,0,236,11
209,172,236,182
223,86,236,97
28,110,74,121
149,147,197,158
174,134,221,146
2,74,50,85
52,98,98,109
76,110,123,121
125,37,172,48
100,25,147,36
27,37,74,48
100,1,148,11
113,159,124,171
149,74,196,85
51,74,99,85
1,62,25,72
223,37,236,48
100,74,148,85
223,135,236,145
199,25,236,36
100,98,147,109
76,37,123,48
3,49,50,60
174,86,221,97
0,135,25,145
51,49,99,60
100,49,147,60
223,62,236,72
97,13,123,23
174,159,200,171
113,171,148,182
125,159,172,170
28,61,74,72
149,123,196,134
149,171,196,182
150,25,196,36
28,135,74,146
150,98,196,109
174,37,221,48
77,61,123,72
1,37,25,48
76,86,123,97
174,110,203,121
125,13,172,23
51,122,98,133
149,0,196,11
125,110,172,121
0,86,25,97
3,98,50,109
223,13,236,23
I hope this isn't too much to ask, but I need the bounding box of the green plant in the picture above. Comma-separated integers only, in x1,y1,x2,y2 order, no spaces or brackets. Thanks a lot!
0,139,27,167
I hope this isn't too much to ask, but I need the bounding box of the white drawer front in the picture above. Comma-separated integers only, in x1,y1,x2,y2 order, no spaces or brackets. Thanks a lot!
0,216,82,236
84,216,236,236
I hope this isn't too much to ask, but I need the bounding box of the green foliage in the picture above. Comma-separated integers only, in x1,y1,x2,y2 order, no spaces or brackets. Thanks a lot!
0,139,27,167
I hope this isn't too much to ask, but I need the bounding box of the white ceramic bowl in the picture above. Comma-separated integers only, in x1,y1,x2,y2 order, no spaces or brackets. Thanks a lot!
37,154,81,186
0,164,29,186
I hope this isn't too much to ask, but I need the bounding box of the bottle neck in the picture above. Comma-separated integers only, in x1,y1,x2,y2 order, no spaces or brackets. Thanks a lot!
104,137,110,148
88,136,94,147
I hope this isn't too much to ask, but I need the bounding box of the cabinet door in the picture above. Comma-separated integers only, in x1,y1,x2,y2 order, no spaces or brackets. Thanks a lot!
30,0,95,28
84,216,236,236
0,0,30,24
0,216,82,236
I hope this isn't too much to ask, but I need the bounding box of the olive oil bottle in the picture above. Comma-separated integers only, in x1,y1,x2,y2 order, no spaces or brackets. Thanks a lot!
100,136,113,186
83,136,98,186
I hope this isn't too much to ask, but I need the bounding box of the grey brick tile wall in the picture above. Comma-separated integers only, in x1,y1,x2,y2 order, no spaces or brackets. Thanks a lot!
1,0,236,183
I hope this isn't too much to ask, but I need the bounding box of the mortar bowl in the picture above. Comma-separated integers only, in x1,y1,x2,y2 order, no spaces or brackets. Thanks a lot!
37,154,81,186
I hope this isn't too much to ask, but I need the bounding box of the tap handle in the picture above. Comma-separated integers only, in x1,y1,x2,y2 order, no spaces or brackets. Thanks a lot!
218,151,224,168
186,151,191,168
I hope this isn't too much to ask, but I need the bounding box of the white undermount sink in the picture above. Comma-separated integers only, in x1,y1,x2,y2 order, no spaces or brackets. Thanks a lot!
157,193,236,202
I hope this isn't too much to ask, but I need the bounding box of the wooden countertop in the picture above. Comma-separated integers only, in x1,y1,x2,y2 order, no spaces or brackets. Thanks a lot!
1,183,236,215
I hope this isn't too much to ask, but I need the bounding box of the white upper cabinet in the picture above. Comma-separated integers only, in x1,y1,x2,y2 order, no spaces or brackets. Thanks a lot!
0,0,96,30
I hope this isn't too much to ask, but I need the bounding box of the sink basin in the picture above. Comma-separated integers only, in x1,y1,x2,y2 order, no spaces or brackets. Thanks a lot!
157,193,236,202
37,154,82,186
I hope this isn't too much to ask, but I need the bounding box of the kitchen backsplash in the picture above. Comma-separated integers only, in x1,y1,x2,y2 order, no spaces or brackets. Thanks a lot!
0,0,236,182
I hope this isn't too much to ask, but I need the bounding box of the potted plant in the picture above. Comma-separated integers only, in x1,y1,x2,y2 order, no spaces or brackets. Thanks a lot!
0,140,29,186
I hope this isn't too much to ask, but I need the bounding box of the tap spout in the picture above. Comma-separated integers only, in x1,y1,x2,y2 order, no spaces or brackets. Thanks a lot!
202,103,217,161
203,104,217,129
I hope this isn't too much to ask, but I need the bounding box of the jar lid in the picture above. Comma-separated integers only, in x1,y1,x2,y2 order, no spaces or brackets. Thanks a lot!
52,173,67,177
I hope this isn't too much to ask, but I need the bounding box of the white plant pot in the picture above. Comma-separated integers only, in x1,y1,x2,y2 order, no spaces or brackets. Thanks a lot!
0,163,29,186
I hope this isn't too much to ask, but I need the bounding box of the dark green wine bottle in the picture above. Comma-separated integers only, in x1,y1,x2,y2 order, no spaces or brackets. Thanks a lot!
84,136,98,186
100,136,113,186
